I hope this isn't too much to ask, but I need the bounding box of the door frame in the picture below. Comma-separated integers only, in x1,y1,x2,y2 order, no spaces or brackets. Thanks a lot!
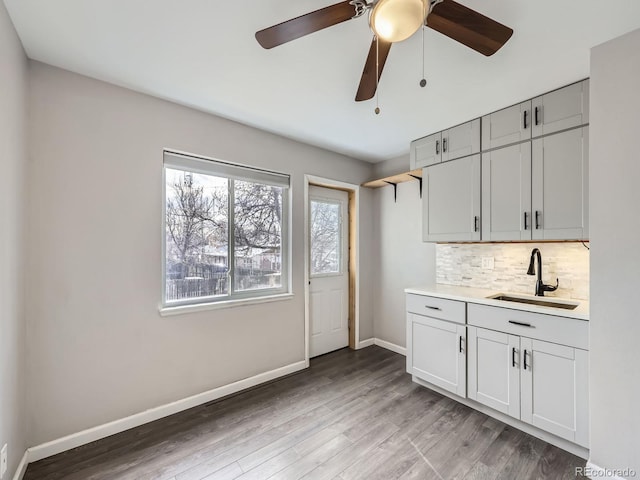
304,175,360,366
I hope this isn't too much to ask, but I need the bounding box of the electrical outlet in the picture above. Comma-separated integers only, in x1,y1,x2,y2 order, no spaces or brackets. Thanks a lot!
1,443,7,478
481,256,495,270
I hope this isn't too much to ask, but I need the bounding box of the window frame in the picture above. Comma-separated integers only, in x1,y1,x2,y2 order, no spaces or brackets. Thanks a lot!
161,150,291,310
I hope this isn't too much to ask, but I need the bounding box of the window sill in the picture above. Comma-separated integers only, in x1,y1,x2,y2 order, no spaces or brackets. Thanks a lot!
159,293,294,317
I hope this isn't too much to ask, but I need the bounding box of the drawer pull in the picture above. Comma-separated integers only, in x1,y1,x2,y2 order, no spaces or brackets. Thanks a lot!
512,347,517,367
425,305,441,311
508,320,533,327
459,336,464,353
524,349,530,370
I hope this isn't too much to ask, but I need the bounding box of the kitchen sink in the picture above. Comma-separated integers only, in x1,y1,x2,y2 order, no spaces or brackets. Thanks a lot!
487,294,579,310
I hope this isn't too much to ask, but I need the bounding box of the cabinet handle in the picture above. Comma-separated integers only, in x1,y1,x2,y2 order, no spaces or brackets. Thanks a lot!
523,349,530,370
535,210,541,230
459,336,464,353
523,110,528,129
436,140,440,155
535,106,540,126
508,320,533,327
474,216,479,232
523,211,529,230
443,138,447,153
512,347,517,367
425,305,441,311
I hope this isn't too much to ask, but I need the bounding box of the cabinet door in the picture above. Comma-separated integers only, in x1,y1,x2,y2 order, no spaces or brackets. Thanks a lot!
423,155,481,242
441,118,480,162
520,338,589,447
468,327,521,418
532,127,588,240
482,142,532,241
532,80,589,137
410,132,442,169
482,101,531,150
407,313,466,397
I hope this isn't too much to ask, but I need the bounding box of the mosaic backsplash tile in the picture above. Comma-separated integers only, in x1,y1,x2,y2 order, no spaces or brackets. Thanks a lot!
436,243,590,300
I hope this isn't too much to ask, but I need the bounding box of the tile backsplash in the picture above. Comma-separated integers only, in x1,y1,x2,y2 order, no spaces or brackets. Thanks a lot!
436,243,590,300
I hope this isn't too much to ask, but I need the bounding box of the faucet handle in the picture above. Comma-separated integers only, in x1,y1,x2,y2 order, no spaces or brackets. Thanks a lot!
543,278,559,292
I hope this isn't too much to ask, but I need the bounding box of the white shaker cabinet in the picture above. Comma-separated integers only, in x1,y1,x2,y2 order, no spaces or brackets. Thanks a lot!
410,132,442,169
441,118,481,162
520,338,589,447
467,326,521,418
532,80,589,138
423,154,481,242
532,127,589,240
482,101,531,150
481,142,532,241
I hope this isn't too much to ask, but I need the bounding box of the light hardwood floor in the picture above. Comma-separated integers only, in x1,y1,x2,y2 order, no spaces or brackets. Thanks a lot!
24,346,587,479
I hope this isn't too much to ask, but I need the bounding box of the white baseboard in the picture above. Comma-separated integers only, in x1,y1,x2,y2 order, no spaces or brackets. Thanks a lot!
585,461,630,480
27,360,307,463
374,338,407,356
12,450,29,480
357,338,375,349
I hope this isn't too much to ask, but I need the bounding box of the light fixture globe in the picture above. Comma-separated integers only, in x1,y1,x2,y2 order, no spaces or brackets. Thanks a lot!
370,0,428,43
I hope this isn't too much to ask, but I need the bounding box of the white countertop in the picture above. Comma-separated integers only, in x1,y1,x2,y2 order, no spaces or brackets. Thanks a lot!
405,284,589,321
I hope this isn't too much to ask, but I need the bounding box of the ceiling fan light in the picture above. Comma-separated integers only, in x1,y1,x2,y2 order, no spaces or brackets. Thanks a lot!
370,0,427,43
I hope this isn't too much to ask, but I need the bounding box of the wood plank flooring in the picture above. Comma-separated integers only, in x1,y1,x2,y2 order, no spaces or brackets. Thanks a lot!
24,346,587,480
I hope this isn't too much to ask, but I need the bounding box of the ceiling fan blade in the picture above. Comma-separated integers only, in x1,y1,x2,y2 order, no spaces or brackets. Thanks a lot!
256,1,357,49
427,0,513,56
355,38,392,102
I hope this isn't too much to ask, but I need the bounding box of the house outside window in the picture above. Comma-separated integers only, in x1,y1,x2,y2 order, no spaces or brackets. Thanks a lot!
163,151,290,307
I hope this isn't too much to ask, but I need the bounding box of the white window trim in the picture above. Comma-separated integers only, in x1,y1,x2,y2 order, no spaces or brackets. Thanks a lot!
162,149,292,311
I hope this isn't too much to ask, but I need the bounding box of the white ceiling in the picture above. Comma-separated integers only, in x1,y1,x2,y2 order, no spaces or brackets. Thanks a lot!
5,1,640,162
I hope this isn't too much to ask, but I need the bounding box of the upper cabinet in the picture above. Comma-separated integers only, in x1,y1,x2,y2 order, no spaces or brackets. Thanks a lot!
441,119,481,162
531,80,589,138
481,142,532,241
482,101,531,150
423,155,481,242
532,127,589,240
410,132,441,169
410,119,480,169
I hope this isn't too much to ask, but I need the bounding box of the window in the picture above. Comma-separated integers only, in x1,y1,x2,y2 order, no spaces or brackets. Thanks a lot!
310,199,342,275
163,151,290,307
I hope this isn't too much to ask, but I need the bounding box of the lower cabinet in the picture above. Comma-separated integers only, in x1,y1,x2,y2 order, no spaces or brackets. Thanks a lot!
407,313,466,397
468,326,589,447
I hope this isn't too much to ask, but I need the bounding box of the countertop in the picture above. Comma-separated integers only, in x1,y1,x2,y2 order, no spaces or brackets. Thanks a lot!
405,284,589,321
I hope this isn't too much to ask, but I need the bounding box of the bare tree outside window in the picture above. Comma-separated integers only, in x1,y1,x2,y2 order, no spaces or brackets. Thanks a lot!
310,200,341,275
164,168,286,304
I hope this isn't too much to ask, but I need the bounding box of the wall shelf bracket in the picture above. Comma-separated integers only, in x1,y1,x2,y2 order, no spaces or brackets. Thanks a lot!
384,181,398,202
409,174,423,198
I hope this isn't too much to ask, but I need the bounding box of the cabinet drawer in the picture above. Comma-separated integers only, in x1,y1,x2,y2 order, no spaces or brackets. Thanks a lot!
406,294,466,324
467,303,588,350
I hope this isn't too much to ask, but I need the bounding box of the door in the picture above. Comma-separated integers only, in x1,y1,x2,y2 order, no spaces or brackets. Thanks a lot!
482,101,532,150
423,154,481,242
408,313,466,396
520,338,589,447
410,132,442,169
532,127,589,240
309,186,349,357
441,118,481,162
532,80,589,138
467,327,521,418
482,142,532,241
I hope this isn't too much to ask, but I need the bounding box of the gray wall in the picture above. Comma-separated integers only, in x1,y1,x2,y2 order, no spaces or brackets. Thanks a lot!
372,156,436,346
0,1,28,476
590,28,640,476
26,62,374,445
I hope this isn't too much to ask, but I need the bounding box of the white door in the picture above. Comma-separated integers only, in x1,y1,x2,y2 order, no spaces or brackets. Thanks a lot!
408,313,466,397
481,142,532,241
467,327,521,418
481,101,532,150
441,118,481,162
410,132,442,169
520,338,589,447
309,186,349,357
532,80,589,137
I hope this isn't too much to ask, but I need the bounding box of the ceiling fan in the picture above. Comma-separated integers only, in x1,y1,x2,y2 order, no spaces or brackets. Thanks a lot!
255,0,513,102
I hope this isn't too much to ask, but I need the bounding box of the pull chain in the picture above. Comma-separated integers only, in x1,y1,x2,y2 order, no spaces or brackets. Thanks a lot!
420,2,427,88
375,36,380,115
